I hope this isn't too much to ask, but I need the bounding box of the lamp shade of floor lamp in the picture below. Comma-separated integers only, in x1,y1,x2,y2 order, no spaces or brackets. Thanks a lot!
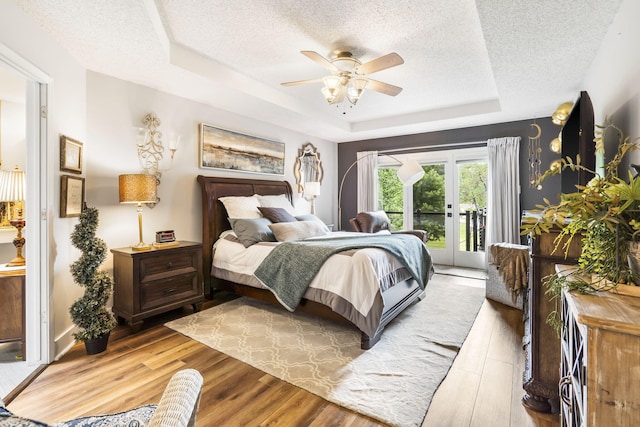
0,167,27,267
337,154,425,230
118,174,157,251
304,181,321,215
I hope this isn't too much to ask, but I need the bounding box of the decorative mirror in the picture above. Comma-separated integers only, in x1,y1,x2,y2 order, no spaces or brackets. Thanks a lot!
294,142,324,195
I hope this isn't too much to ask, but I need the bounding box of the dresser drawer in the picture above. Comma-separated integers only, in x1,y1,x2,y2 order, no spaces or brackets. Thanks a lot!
141,272,199,311
139,250,198,281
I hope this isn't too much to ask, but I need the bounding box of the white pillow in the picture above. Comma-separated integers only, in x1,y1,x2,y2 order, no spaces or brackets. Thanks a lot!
269,220,329,242
295,214,330,232
256,194,295,215
219,195,261,219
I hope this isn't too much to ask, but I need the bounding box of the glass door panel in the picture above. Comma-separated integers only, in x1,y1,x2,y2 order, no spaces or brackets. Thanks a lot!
378,147,487,268
454,158,488,268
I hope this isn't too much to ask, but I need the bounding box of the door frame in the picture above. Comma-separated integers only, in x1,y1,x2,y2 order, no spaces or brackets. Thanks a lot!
0,43,53,365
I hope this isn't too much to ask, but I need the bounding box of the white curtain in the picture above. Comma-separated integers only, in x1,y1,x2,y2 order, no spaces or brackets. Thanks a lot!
357,151,379,212
487,137,521,245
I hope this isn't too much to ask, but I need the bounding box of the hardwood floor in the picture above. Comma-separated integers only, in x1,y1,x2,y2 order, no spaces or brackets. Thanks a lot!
6,295,560,426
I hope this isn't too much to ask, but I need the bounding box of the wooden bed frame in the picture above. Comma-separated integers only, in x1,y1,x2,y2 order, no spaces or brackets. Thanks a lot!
197,175,425,349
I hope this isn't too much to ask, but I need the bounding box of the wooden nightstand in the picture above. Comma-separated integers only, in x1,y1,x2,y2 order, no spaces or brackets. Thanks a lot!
111,241,204,331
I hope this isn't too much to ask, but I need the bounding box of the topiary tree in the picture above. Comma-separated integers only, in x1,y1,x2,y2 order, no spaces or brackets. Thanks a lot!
69,205,117,342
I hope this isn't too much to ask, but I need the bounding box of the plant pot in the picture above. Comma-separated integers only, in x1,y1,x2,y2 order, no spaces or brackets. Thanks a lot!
84,331,110,355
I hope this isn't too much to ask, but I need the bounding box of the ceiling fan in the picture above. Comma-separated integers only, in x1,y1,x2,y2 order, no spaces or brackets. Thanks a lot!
281,50,404,107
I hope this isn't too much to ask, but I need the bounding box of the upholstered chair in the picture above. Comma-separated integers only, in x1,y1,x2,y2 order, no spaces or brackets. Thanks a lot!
349,210,428,242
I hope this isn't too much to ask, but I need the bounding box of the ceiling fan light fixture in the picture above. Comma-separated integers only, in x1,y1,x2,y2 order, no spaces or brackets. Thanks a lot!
322,76,341,91
321,86,337,104
347,78,368,105
282,50,404,113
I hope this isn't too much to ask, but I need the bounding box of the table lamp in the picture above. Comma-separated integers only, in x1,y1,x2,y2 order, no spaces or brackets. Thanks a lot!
119,174,157,251
0,167,26,266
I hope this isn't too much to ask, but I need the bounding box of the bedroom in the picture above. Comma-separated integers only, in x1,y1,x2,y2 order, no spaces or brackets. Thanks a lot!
0,0,639,425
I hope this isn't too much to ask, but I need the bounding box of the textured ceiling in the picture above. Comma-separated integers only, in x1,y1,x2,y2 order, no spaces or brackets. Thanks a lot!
13,0,623,142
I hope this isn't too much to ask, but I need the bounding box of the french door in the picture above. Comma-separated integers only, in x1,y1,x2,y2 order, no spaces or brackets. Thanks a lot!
380,147,488,268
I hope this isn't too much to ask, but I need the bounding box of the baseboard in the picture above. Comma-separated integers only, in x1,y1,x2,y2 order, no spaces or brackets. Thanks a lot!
54,325,77,361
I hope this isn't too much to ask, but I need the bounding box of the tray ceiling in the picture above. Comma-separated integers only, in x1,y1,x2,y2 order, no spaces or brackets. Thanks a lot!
14,0,623,142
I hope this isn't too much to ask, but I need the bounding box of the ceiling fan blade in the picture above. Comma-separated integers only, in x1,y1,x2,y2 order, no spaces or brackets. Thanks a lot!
301,50,339,72
356,52,404,75
280,77,324,87
365,79,403,96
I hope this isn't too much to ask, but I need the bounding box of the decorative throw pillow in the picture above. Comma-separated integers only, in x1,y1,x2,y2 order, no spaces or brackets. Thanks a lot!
269,220,329,242
295,214,331,232
258,207,297,223
230,218,276,247
219,196,261,219
255,194,295,214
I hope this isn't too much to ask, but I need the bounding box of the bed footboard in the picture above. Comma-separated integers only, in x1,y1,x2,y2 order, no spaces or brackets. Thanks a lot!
362,278,424,349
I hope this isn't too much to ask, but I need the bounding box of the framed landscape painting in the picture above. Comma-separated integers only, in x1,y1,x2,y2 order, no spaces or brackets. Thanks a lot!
199,123,285,175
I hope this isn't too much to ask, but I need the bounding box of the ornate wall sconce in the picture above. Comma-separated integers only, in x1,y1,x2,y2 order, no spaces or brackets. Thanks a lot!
135,113,181,205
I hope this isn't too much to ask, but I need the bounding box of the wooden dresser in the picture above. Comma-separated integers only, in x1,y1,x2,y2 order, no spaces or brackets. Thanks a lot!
111,241,204,330
0,272,26,358
524,230,581,413
560,289,640,426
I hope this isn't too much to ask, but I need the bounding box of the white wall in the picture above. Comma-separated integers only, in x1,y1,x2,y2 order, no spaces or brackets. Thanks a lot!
583,0,640,146
85,72,336,257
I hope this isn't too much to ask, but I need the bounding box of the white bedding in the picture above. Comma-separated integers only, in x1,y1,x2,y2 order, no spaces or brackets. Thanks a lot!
212,231,407,318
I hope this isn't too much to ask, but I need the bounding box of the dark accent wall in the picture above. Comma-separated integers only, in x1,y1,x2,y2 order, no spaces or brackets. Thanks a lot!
337,117,563,230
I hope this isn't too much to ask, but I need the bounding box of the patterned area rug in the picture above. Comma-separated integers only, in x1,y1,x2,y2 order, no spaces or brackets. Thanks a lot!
166,274,485,427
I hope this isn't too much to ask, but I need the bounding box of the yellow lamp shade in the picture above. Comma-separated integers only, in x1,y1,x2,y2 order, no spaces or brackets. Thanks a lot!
119,174,157,204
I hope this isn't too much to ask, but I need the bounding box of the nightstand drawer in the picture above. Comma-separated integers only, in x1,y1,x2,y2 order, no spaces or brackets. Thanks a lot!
141,272,199,311
139,250,198,281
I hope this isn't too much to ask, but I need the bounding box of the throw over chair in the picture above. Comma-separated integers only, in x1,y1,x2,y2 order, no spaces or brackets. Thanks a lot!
349,211,428,242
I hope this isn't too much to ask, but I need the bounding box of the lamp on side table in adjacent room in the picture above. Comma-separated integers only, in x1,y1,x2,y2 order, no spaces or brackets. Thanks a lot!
118,174,157,252
0,167,26,267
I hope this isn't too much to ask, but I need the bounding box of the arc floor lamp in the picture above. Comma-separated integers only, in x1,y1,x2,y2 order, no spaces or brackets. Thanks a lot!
338,152,424,230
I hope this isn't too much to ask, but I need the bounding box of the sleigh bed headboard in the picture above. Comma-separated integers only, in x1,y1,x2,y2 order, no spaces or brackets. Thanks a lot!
196,175,293,291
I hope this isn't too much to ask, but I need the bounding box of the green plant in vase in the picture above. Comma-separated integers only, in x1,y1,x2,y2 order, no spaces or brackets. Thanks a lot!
522,118,640,331
69,205,117,354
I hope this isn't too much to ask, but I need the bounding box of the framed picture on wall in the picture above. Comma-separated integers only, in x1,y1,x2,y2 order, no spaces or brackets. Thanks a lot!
60,135,83,174
60,175,85,217
199,123,285,175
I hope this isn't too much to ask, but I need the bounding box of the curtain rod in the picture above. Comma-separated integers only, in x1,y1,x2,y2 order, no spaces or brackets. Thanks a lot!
377,140,486,155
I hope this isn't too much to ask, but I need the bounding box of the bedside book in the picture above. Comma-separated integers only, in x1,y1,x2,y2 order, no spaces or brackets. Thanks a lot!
152,241,180,249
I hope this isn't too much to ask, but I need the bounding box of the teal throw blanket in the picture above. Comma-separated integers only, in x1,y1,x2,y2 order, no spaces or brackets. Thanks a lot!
254,234,433,311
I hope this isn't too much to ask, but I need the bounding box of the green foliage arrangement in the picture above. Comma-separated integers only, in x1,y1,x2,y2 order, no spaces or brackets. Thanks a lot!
69,206,117,341
521,118,640,332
